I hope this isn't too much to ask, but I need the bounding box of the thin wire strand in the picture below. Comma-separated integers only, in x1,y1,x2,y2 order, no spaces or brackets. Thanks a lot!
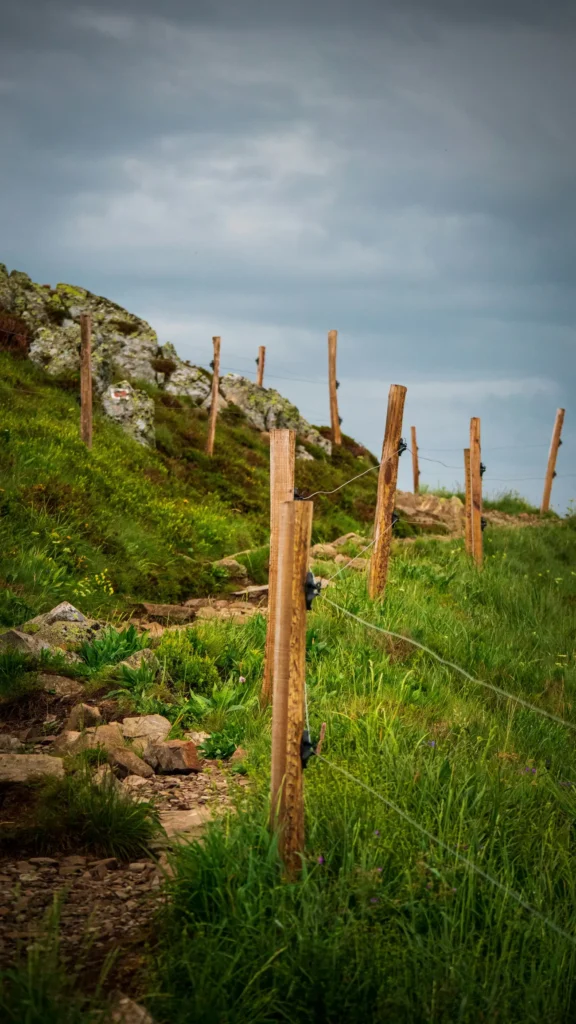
321,538,376,583
303,463,380,499
314,755,576,945
323,598,576,734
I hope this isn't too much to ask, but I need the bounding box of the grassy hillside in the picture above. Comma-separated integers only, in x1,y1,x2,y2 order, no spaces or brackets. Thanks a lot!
3,520,575,1021
0,351,381,625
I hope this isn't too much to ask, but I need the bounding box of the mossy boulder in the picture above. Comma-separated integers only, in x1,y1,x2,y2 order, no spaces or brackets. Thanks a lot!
101,381,156,447
218,374,332,455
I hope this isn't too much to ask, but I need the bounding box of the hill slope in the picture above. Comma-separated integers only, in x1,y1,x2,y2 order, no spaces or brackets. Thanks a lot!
0,350,382,625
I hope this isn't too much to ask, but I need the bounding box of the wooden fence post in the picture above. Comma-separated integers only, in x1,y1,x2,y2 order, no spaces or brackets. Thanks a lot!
464,448,472,554
411,426,420,494
541,408,565,514
261,429,296,705
80,314,92,449
368,384,407,600
270,498,313,877
328,330,342,447
470,418,483,566
205,336,221,456
256,345,266,388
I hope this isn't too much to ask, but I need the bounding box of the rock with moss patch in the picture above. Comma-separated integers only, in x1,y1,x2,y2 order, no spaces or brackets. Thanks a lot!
0,753,64,783
218,374,331,454
102,381,156,447
165,361,211,403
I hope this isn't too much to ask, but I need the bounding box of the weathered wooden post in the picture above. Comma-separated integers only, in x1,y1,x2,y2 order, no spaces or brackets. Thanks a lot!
368,384,407,600
205,336,221,457
470,418,483,566
270,498,313,876
411,426,420,494
328,330,342,447
541,408,565,513
256,345,266,388
80,314,92,449
261,429,296,705
464,447,472,554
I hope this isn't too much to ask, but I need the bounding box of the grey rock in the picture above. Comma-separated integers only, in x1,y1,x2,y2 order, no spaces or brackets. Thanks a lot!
296,444,315,461
112,748,154,779
164,362,211,403
0,629,51,654
65,703,102,731
117,648,159,672
40,674,84,697
93,764,121,789
28,602,87,627
0,754,64,784
213,557,249,581
218,374,332,454
101,381,155,447
121,714,172,745
110,995,155,1023
0,735,24,753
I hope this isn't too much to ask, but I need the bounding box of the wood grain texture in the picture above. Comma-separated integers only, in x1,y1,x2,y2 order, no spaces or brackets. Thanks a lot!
281,500,313,876
464,448,472,555
470,418,483,566
411,425,419,494
269,500,295,828
205,336,221,456
368,384,407,599
261,430,295,705
256,345,266,388
328,330,342,447
80,314,92,449
541,408,565,513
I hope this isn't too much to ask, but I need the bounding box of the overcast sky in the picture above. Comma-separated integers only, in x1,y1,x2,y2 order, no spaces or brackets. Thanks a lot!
2,1,575,510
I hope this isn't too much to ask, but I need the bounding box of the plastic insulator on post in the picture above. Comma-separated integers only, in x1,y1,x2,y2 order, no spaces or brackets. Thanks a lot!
397,438,407,456
392,511,400,530
480,462,486,477
338,416,343,425
294,488,305,501
300,730,315,769
209,360,215,370
335,380,340,390
305,571,322,611
481,516,487,532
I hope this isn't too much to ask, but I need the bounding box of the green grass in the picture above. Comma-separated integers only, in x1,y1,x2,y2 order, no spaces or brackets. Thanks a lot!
482,489,540,515
0,772,163,860
78,624,148,671
146,521,576,1023
0,353,383,625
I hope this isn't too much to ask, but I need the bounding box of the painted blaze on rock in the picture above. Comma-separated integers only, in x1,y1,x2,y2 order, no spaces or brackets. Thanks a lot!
102,380,155,447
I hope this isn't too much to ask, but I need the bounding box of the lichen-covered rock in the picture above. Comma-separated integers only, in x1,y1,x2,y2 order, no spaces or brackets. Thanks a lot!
394,491,465,536
101,381,155,447
165,361,211,403
218,375,332,454
0,754,64,784
296,445,314,461
28,602,87,627
0,629,52,655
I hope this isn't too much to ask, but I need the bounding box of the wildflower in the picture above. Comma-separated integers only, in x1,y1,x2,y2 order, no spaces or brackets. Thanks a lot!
317,856,325,865
374,830,380,838
370,897,379,904
376,867,383,873
427,740,436,748
239,676,246,684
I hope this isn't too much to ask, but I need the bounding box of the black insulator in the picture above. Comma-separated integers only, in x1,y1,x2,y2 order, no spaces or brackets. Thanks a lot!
392,511,400,529
481,517,487,532
209,359,215,370
305,571,322,611
294,488,305,501
335,380,340,390
338,416,343,425
397,438,407,456
480,462,486,477
301,730,316,768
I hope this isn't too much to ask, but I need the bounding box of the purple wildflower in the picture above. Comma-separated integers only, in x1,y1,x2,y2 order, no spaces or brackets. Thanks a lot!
376,867,383,873
370,897,379,904
427,740,436,748
317,856,324,865
374,830,380,837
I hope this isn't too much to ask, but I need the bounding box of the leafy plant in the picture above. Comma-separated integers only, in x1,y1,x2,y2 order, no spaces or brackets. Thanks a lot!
157,629,220,695
198,729,239,760
0,650,37,699
79,624,147,671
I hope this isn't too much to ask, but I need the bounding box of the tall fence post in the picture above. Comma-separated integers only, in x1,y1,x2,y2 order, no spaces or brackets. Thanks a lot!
256,345,266,388
205,336,221,457
80,314,92,449
261,429,296,705
328,329,342,447
464,448,472,554
541,408,565,514
270,498,313,877
368,384,407,600
411,425,420,494
470,418,483,566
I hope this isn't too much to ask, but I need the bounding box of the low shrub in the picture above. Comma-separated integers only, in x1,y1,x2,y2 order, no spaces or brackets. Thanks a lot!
157,629,220,695
79,624,147,671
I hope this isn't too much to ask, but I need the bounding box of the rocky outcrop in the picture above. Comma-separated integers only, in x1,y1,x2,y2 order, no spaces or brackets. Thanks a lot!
394,491,465,536
218,374,332,455
1,265,333,455
101,381,156,447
